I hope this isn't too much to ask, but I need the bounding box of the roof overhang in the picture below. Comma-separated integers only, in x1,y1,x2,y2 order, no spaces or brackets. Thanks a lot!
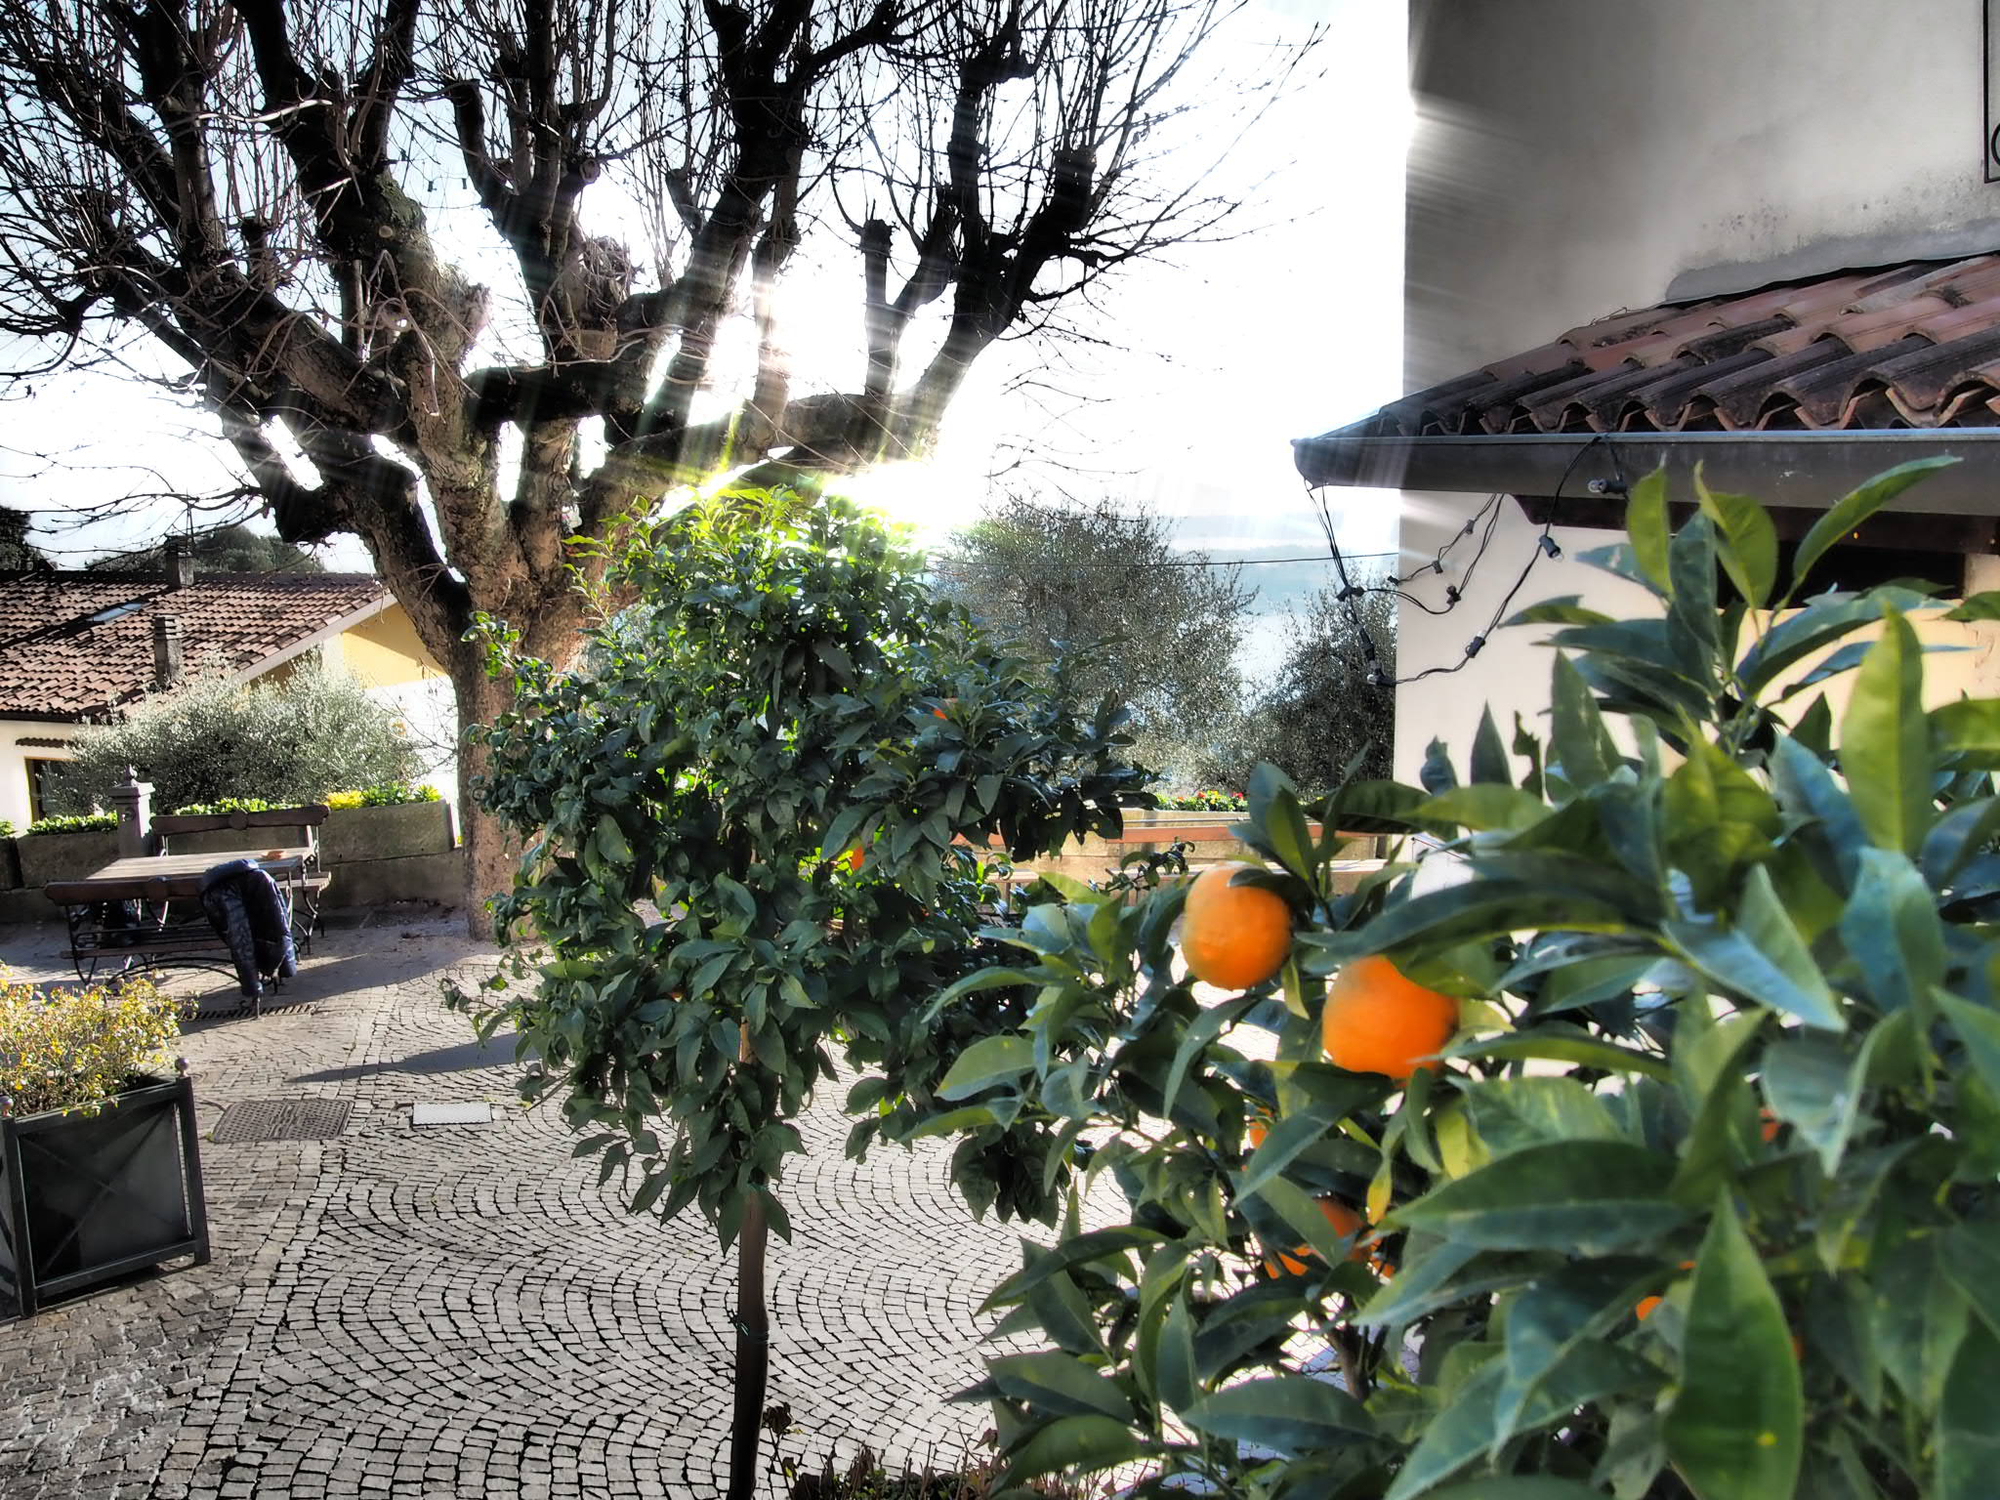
1293,428,2000,549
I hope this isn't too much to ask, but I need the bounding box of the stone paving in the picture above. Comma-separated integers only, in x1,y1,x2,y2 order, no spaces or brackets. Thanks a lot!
0,913,1034,1500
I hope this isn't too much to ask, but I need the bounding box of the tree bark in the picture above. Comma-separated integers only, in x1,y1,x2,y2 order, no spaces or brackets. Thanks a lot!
728,1026,772,1500
450,657,524,942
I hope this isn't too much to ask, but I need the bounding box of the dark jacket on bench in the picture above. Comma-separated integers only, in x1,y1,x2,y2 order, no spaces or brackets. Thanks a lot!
199,859,298,999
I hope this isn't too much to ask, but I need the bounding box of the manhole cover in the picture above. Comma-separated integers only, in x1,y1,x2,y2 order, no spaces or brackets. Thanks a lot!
213,1098,352,1144
411,1101,492,1127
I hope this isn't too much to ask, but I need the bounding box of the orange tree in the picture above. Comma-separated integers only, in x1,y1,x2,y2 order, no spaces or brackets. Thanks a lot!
447,485,1148,1500
927,458,2000,1498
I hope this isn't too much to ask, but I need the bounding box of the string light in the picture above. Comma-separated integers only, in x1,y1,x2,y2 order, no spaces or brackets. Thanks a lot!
1308,431,1625,687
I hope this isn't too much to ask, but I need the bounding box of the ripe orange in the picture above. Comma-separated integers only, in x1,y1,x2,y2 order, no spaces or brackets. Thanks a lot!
1247,1117,1270,1150
1179,863,1293,989
1264,1198,1371,1277
1635,1295,1664,1321
932,697,958,719
1319,955,1459,1080
845,847,865,872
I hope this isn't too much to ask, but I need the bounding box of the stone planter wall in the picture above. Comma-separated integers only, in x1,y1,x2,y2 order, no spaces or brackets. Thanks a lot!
0,801,464,922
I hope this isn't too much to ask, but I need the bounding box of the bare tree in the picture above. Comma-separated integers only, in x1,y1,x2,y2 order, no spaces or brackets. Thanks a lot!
0,0,1314,929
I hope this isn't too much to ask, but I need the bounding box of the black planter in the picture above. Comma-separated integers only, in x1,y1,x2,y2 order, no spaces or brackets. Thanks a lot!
0,1073,210,1317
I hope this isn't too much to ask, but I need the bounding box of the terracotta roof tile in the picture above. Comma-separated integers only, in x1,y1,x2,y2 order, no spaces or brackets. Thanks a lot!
1353,253,2000,441
0,572,392,721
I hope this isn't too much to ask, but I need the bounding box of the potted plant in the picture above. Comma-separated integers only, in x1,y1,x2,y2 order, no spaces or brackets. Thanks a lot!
0,971,208,1317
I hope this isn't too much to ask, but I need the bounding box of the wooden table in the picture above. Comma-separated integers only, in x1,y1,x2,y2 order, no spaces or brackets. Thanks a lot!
45,848,327,986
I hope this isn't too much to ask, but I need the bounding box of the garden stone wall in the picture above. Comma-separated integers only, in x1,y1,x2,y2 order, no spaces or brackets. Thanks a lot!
0,802,463,925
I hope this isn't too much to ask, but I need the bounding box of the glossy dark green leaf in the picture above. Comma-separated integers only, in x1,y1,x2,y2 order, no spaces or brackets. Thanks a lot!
988,1351,1133,1421
1239,1108,1338,1198
936,1034,1035,1099
1429,1480,1622,1500
1840,607,1931,855
1461,1076,1622,1160
1183,1376,1375,1457
1737,595,1891,698
1247,762,1316,880
1662,1195,1802,1500
1385,1340,1660,1500
1505,598,1618,628
998,1414,1144,1482
1762,1031,1861,1176
1491,1260,1657,1452
1626,466,1673,595
1696,471,1777,607
1919,795,2000,886
1942,589,2000,621
1936,991,2000,1106
1769,734,1866,893
1391,1140,1683,1254
1667,892,1843,1031
1839,847,1944,1014
1935,1315,2000,1499
1157,1295,1197,1416
1792,456,1958,594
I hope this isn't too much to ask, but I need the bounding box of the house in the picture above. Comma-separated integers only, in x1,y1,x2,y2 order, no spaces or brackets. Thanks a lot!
0,540,446,827
1295,0,2000,782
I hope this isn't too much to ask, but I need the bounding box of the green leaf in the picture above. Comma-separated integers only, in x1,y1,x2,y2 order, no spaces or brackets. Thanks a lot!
1936,1317,2000,1499
1667,890,1844,1032
1761,1032,1862,1176
1662,740,1780,910
936,1034,1035,1100
987,1351,1133,1421
1931,698,2000,764
1390,1141,1684,1254
1446,1030,1671,1082
1943,589,2000,622
1427,1482,1618,1500
1470,708,1514,787
1663,1195,1802,1500
1182,1376,1375,1457
1462,1076,1623,1160
1157,1295,1197,1415
1793,456,1958,594
1626,466,1673,596
1418,785,1549,833
1247,763,1316,880
1159,995,1255,1122
1695,469,1777,607
1920,795,2000,886
1549,653,1618,789
1839,847,1944,1013
1491,1260,1657,1453
1936,991,2000,1107
998,1414,1143,1482
1239,1107,1337,1198
1839,607,1931,855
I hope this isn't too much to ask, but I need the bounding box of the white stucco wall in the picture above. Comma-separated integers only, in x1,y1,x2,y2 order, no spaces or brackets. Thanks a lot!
1394,0,2000,781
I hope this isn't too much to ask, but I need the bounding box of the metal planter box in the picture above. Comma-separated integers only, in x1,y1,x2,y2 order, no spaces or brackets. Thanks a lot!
0,1074,210,1317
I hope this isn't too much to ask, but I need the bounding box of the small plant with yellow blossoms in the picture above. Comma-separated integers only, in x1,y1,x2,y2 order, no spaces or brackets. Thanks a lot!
0,971,182,1118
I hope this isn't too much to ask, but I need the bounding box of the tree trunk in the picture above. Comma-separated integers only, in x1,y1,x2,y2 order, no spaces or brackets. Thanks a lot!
727,1189,771,1500
451,660,522,942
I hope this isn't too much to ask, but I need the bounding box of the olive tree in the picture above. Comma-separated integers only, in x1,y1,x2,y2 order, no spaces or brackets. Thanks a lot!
452,485,1148,1499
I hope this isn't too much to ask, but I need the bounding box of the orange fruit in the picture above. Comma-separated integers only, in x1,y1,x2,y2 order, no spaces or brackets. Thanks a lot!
1263,1198,1372,1277
1247,1117,1270,1150
845,847,865,872
1180,863,1293,989
1760,1108,1781,1144
932,698,957,719
1319,955,1459,1080
1635,1295,1664,1321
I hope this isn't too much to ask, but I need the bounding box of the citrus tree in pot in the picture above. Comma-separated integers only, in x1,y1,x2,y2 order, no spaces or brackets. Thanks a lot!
928,459,2000,1499
452,483,1150,1499
0,972,207,1317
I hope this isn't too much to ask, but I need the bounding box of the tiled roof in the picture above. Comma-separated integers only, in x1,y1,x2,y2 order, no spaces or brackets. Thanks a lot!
1366,254,2000,438
0,572,391,721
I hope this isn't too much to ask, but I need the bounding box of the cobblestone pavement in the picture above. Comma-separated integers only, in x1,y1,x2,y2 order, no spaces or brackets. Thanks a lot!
0,914,1035,1500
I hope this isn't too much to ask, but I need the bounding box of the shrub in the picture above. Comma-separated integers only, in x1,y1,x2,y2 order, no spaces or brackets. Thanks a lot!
325,783,441,809
24,812,117,835
168,797,276,817
1157,789,1248,812
0,971,180,1116
48,660,421,815
941,459,2000,1500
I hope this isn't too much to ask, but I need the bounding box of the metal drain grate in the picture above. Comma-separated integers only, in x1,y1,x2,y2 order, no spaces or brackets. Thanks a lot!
212,1097,352,1144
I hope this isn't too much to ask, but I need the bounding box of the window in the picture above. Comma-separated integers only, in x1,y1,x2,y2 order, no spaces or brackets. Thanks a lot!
24,759,64,824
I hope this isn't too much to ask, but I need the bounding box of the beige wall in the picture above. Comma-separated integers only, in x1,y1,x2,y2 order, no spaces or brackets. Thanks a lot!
0,722,78,830
331,605,444,689
1394,0,2000,781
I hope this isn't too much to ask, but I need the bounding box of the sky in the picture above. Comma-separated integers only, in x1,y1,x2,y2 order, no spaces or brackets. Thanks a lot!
0,0,1410,681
